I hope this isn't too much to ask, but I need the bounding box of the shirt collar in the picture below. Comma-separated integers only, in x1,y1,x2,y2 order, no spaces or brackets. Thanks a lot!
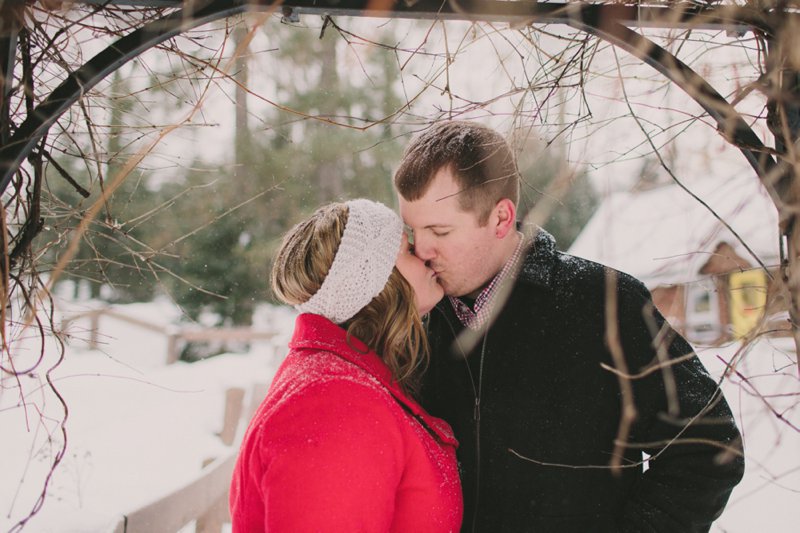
448,231,528,330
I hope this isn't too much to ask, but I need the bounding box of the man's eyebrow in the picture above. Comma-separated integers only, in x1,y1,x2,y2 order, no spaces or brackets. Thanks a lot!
405,222,449,228
404,222,452,231
424,224,452,229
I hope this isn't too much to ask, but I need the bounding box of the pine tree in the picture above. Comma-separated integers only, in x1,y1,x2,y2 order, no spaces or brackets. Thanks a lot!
45,69,161,302
517,138,598,249
157,18,406,327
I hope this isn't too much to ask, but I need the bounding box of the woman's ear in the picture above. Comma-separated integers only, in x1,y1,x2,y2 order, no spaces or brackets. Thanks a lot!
493,198,517,239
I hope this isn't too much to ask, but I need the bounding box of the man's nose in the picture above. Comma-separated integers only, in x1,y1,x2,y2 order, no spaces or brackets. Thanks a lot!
412,234,435,262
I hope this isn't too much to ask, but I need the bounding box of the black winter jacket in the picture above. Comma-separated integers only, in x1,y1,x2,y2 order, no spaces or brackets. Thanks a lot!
421,229,744,533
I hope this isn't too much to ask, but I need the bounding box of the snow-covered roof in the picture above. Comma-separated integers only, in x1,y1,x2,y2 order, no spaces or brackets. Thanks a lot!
568,173,780,287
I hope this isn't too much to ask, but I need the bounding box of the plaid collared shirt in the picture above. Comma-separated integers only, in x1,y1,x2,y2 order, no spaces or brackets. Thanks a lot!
448,232,527,331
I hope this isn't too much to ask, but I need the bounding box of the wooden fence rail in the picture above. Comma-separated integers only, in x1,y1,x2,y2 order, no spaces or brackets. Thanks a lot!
110,452,238,533
59,306,276,530
60,306,277,364
110,381,268,533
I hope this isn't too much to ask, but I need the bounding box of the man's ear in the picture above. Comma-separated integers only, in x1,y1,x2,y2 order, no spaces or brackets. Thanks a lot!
493,198,517,239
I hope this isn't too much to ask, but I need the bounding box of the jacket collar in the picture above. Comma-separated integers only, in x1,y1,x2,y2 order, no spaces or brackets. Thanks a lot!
289,313,458,446
518,227,557,288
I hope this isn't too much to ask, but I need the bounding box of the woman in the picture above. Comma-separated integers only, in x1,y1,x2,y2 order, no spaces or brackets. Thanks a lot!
229,199,463,532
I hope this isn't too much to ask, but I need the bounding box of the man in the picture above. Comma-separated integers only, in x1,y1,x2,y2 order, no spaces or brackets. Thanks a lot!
394,121,744,533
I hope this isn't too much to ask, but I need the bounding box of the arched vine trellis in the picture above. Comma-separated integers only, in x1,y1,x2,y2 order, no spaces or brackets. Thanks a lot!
0,1,785,190
3,0,797,366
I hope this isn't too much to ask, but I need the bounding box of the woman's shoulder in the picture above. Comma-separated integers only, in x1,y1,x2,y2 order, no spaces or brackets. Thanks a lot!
256,348,404,430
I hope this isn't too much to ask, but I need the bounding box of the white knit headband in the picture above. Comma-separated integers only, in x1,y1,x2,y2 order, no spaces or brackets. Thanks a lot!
295,199,404,323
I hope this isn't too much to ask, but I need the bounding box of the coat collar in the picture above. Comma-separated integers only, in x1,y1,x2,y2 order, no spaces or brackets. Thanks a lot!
289,313,458,446
518,227,557,288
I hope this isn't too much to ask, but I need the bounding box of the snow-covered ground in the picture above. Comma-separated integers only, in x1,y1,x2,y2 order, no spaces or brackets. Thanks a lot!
701,336,800,533
0,299,294,532
1,299,798,531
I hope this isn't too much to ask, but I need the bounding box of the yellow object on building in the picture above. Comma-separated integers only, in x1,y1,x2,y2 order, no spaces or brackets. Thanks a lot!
729,270,768,338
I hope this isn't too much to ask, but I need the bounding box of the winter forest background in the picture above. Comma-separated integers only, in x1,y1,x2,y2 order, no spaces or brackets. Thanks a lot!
1,2,798,531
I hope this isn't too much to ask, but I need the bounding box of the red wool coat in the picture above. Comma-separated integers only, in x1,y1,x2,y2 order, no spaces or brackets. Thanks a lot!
230,313,463,532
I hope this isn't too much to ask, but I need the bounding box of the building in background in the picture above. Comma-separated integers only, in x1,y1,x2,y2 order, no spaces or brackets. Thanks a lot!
568,173,786,345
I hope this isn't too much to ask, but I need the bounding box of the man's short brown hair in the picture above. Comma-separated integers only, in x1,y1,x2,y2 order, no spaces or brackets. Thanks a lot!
393,121,520,225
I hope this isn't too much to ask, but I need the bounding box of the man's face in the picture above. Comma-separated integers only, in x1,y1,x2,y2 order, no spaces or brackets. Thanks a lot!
398,167,501,298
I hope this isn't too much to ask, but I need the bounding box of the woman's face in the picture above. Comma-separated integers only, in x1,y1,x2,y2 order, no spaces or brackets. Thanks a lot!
395,232,444,316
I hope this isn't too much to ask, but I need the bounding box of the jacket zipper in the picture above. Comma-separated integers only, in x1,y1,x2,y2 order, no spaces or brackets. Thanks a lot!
472,330,489,533
473,395,481,533
441,312,488,533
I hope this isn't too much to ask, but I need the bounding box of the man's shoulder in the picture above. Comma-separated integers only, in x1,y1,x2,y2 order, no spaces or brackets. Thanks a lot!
518,229,606,287
517,229,649,302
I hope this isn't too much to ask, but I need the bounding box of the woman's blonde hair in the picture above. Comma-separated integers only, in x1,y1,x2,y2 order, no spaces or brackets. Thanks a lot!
271,202,428,396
